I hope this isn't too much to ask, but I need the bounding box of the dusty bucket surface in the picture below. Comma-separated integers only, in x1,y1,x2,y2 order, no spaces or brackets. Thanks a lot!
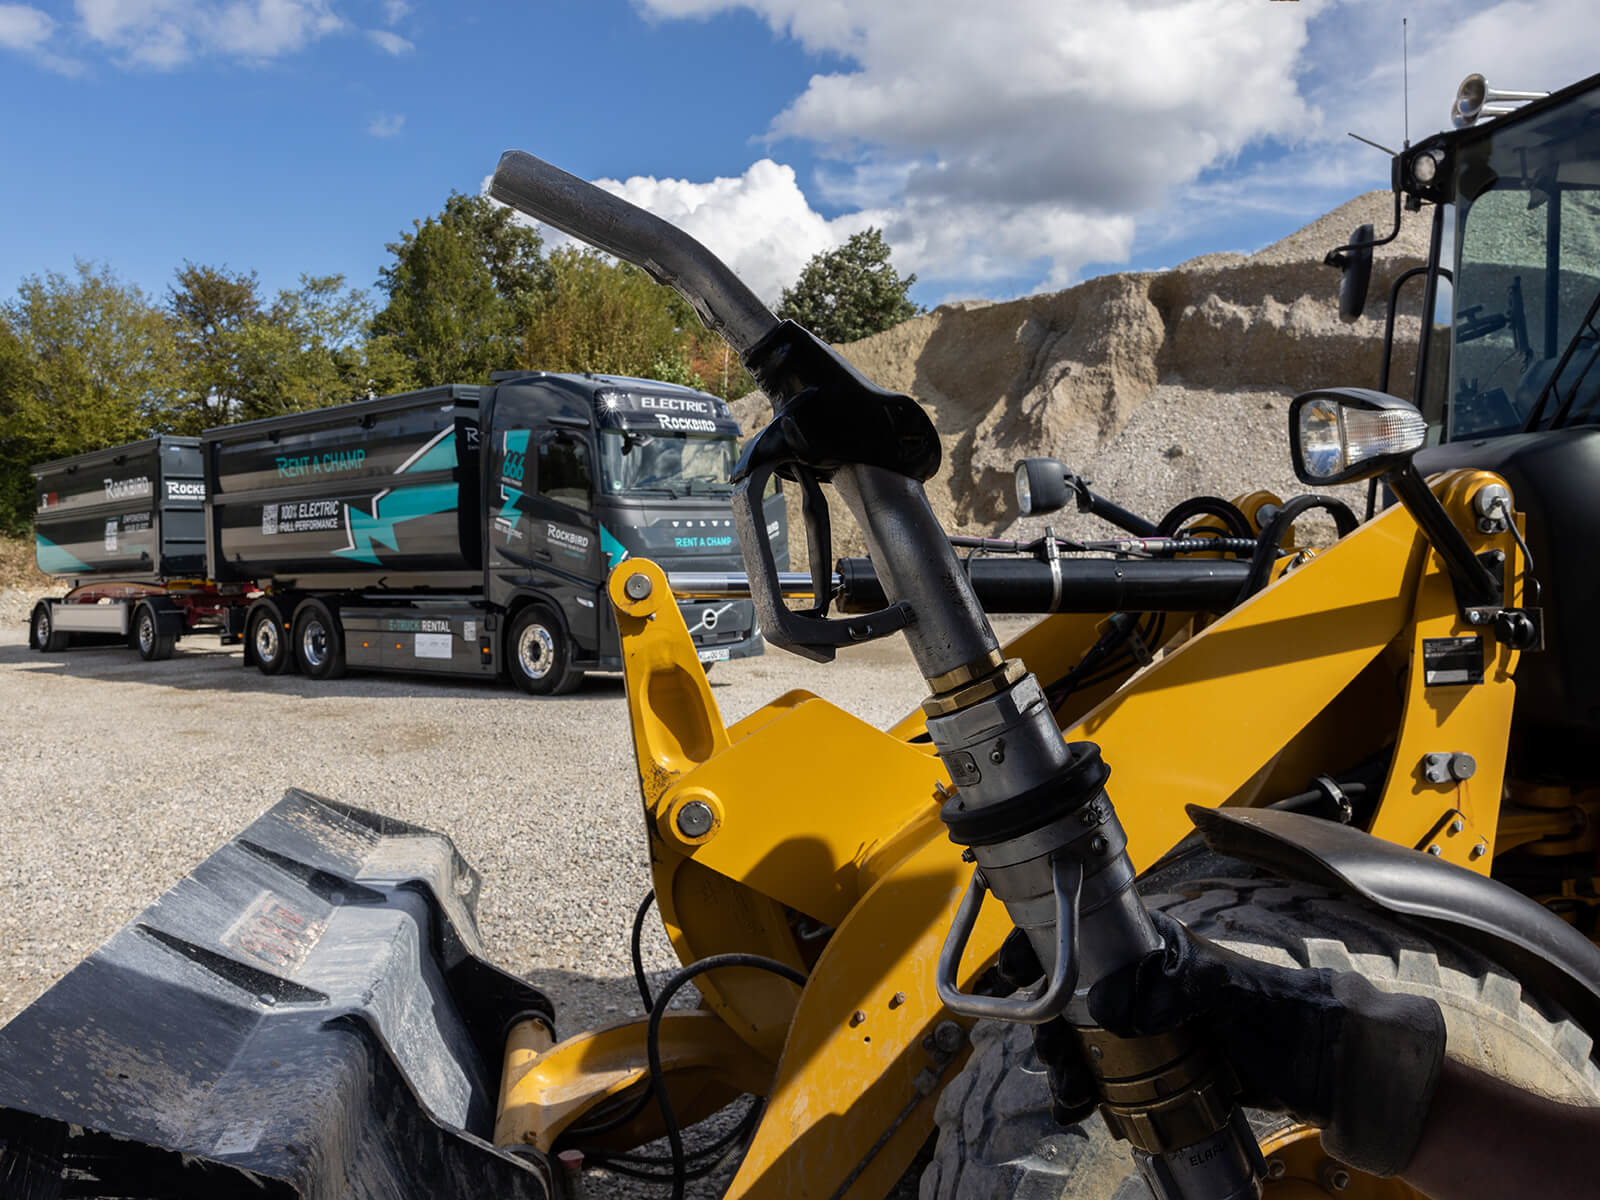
0,789,553,1199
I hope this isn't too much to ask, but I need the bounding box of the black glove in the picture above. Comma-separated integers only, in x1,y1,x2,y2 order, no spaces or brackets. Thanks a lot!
1002,911,1447,1177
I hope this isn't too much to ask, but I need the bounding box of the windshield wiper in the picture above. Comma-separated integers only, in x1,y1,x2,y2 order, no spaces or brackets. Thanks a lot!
1524,284,1600,430
685,478,734,496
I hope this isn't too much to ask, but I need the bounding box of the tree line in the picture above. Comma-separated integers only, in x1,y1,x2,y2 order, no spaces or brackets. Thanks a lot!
0,192,918,533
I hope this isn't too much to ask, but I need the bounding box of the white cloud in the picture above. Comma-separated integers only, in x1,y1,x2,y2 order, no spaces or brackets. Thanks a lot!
635,0,1599,293
381,0,407,21
365,27,411,53
368,112,404,137
0,3,53,50
74,0,343,67
634,0,1315,287
486,159,874,306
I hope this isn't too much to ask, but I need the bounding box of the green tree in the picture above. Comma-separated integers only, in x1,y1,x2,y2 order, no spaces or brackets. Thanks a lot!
372,192,547,384
0,262,180,531
167,262,263,434
776,228,921,344
232,275,415,420
522,247,707,387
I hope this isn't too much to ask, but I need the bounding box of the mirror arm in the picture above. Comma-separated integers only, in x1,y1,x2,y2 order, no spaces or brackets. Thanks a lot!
1385,462,1502,611
1064,473,1161,538
1324,189,1405,266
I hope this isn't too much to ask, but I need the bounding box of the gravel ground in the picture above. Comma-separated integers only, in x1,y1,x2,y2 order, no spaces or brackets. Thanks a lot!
0,610,1033,1195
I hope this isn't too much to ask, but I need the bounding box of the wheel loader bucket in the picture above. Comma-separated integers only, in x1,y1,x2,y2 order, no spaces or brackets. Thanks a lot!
0,789,554,1200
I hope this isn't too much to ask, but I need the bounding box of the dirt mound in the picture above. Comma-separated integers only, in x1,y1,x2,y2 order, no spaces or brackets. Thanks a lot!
733,191,1422,563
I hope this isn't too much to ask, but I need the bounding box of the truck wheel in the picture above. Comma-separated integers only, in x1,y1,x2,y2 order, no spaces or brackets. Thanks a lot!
133,604,176,661
293,600,347,681
921,875,1600,1200
507,607,582,696
30,603,68,653
249,605,292,676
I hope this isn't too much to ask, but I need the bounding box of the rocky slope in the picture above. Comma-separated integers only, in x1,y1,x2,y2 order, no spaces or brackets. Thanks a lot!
733,190,1429,562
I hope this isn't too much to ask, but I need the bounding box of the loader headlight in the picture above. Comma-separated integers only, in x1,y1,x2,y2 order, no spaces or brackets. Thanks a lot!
1289,388,1428,485
1014,458,1073,516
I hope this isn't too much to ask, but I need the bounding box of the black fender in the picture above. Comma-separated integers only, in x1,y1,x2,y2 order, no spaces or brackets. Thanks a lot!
1190,805,1600,1037
505,588,591,665
135,596,185,639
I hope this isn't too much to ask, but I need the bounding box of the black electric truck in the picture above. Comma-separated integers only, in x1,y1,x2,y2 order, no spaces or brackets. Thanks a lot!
32,372,788,693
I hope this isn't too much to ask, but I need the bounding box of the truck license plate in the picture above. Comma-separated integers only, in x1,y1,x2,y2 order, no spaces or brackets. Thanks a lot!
697,647,730,663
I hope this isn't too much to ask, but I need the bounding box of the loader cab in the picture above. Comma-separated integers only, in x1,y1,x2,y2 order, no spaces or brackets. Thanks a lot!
1384,72,1600,444
483,372,787,668
1363,72,1600,745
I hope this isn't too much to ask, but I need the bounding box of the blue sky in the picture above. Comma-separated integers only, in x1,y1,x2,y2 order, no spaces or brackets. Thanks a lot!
1,0,1593,316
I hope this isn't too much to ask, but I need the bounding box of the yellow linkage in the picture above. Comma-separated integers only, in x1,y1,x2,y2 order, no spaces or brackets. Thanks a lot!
497,471,1522,1197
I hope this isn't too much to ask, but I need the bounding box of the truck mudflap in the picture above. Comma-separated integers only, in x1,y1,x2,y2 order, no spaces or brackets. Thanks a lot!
0,789,554,1199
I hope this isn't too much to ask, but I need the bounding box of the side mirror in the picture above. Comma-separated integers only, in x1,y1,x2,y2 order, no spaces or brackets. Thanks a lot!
1014,458,1072,515
1337,223,1375,323
1289,388,1427,486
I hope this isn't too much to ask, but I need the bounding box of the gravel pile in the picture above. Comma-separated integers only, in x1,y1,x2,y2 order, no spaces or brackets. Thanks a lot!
0,618,1032,1195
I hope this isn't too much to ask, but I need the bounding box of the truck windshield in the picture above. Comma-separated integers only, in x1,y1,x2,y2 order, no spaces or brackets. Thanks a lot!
599,431,737,498
1447,86,1600,440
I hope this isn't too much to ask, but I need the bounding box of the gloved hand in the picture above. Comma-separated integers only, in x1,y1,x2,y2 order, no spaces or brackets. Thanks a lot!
1002,911,1447,1177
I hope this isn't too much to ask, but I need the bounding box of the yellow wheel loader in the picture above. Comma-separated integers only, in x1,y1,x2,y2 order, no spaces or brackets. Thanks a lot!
6,69,1600,1200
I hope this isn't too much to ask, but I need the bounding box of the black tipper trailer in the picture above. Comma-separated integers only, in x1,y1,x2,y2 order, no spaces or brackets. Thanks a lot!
206,374,786,694
28,437,255,659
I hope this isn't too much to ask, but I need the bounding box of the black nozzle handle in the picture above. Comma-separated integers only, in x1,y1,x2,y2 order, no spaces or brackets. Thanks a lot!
490,150,778,358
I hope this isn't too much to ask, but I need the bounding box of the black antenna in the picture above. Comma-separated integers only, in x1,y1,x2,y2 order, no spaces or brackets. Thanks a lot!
1402,17,1410,148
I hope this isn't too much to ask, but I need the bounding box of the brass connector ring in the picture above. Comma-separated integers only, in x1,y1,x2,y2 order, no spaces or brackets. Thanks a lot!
926,648,1006,696
922,658,1028,717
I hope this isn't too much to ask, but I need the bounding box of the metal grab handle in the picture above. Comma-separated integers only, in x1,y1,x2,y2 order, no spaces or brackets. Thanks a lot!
935,856,1083,1025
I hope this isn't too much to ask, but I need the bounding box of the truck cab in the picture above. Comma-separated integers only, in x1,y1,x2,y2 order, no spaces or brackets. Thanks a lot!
483,371,788,677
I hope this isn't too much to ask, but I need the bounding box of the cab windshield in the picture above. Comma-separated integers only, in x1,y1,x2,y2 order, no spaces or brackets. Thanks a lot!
599,431,737,498
1447,86,1600,440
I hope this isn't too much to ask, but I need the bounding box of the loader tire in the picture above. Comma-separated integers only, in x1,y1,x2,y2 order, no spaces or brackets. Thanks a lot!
920,875,1600,1200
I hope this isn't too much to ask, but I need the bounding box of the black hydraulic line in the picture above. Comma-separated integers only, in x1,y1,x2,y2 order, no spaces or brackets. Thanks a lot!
1155,496,1254,539
837,556,1253,615
1236,495,1361,602
583,1097,766,1183
631,890,657,1013
647,954,809,1200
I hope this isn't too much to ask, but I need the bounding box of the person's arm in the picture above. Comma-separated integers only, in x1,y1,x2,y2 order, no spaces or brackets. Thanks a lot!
1402,1057,1600,1199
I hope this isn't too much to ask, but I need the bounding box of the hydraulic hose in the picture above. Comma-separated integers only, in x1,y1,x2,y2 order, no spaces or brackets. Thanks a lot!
1236,494,1361,602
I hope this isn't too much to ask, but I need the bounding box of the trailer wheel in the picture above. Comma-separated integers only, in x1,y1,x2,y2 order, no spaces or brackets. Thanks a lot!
293,600,347,681
249,605,292,676
132,604,176,661
30,603,68,653
921,875,1600,1200
507,607,581,696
